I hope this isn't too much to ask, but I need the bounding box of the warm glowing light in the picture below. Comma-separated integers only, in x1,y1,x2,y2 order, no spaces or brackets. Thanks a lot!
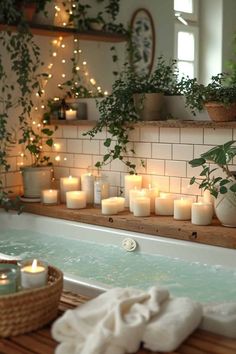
36,93,39,97
73,50,77,54
76,66,80,71
64,157,67,161
62,73,66,78
85,71,88,76
61,44,65,48
104,91,108,96
63,22,67,26
43,120,47,124
74,38,78,42
54,97,60,101
90,78,96,85
34,107,38,111
48,74,52,78
32,121,36,125
82,61,87,65
52,39,58,45
62,59,66,63
55,155,61,162
78,49,82,53
52,52,57,57
41,105,45,109
32,259,38,271
59,36,63,41
20,153,24,157
48,63,53,69
58,84,62,88
37,123,41,128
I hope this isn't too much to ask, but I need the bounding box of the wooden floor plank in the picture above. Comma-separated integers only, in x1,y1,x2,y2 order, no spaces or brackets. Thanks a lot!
0,291,236,354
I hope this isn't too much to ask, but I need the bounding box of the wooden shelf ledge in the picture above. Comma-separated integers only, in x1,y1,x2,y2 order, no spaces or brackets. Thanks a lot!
49,118,236,128
21,203,236,250
0,22,128,42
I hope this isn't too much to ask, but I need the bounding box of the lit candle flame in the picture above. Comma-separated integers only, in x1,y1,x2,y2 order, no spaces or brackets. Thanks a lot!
32,259,38,271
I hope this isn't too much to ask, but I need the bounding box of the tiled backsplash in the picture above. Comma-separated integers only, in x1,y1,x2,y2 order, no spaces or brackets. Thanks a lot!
4,125,236,200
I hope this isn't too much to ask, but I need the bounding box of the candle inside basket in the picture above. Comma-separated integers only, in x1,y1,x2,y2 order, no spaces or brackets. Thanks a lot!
0,269,17,295
20,259,48,289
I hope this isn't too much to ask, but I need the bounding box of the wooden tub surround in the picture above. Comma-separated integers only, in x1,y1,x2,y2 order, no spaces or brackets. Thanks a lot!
21,203,236,249
0,291,235,354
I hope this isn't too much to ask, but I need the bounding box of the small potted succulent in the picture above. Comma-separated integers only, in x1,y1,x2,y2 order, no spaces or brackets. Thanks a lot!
189,140,236,227
184,73,236,121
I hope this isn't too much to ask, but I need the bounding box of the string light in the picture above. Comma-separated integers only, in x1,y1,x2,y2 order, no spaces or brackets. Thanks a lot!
62,59,66,63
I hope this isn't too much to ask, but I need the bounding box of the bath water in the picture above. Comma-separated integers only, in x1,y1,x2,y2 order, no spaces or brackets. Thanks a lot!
1,229,235,303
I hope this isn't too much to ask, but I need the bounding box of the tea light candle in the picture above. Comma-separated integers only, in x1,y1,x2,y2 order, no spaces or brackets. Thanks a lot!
155,194,174,215
60,176,80,203
0,269,17,295
21,259,47,289
133,196,150,217
66,191,86,209
124,175,142,207
81,173,95,204
41,189,59,205
102,198,118,215
65,109,77,120
174,198,192,220
109,197,125,212
191,202,213,225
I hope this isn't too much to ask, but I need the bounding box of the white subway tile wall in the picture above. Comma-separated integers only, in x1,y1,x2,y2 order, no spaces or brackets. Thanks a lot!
5,127,236,199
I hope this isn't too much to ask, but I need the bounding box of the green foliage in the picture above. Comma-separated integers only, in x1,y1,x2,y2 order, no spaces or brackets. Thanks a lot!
184,73,236,114
189,140,236,198
85,56,184,173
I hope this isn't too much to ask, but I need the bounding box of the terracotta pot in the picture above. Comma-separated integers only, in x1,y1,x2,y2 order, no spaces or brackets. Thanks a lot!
214,183,236,227
204,102,236,122
133,93,165,121
21,3,37,22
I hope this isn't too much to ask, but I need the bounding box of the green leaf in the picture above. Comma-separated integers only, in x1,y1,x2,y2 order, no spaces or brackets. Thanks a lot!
229,183,236,192
104,138,112,147
189,158,206,167
189,176,196,185
219,179,230,186
219,186,228,194
103,154,110,162
46,138,53,147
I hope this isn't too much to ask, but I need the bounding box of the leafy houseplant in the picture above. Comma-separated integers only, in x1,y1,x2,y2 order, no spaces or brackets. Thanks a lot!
0,0,53,205
85,57,184,173
184,73,236,121
189,140,236,226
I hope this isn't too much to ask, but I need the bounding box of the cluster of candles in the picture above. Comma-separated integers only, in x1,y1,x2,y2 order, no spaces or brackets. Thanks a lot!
41,173,111,209
41,173,214,226
0,259,48,296
123,175,213,226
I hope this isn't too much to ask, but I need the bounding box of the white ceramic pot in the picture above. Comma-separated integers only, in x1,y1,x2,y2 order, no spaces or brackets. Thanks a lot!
21,166,53,198
164,95,210,121
214,184,236,227
133,93,165,121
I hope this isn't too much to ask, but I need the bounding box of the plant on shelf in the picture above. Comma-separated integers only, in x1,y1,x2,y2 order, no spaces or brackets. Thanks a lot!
0,0,52,206
189,140,236,227
85,56,184,173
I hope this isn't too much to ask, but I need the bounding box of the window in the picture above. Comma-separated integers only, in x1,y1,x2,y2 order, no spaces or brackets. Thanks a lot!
174,0,199,79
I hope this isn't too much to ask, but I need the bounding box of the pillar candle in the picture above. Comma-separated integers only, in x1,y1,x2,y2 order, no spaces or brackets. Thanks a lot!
20,259,47,289
60,176,80,203
191,202,213,225
65,109,77,121
133,196,150,217
155,194,174,215
41,189,59,205
129,188,143,212
81,173,95,204
109,197,125,212
124,175,142,207
146,186,159,213
174,198,192,220
66,191,86,209
101,198,118,215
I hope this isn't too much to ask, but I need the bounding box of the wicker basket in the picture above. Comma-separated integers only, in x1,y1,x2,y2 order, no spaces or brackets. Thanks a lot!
0,261,63,337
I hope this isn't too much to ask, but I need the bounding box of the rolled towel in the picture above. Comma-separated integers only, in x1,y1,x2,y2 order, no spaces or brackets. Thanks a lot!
200,302,236,339
52,287,169,354
0,253,22,261
142,297,203,352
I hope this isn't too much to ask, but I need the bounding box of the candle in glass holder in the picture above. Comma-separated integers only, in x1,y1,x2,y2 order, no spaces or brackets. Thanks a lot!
124,175,142,207
191,202,213,225
174,198,192,220
60,176,80,203
81,173,95,204
155,194,174,215
65,109,77,120
133,196,151,217
20,259,47,289
66,191,86,209
101,198,118,215
41,189,59,205
0,269,17,295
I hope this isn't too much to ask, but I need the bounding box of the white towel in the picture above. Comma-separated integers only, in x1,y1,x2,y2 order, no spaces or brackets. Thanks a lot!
142,297,203,352
200,302,236,339
52,287,169,354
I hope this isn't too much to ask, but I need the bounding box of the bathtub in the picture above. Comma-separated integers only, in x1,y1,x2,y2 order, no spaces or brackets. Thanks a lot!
1,210,236,301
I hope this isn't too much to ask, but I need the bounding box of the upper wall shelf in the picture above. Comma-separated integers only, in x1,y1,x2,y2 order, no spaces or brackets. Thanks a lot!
50,118,236,129
0,23,128,42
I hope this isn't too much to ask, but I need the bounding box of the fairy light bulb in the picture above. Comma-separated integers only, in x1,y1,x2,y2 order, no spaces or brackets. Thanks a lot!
61,44,65,48
37,123,41,128
62,73,66,78
55,156,61,162
104,91,108,96
63,22,67,26
74,50,77,54
59,36,63,41
35,92,39,97
83,61,87,66
58,84,62,88
90,78,96,85
34,107,38,111
52,39,58,45
85,71,89,76
48,63,53,69
43,120,47,124
41,105,45,109
62,59,66,63
64,157,67,161
75,66,80,71
74,38,78,42
32,121,36,125
48,74,52,79
52,52,57,57
78,49,82,53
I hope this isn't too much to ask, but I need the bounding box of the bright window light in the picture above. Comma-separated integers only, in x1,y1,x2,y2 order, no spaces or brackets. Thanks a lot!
177,31,194,61
177,61,194,79
174,0,193,13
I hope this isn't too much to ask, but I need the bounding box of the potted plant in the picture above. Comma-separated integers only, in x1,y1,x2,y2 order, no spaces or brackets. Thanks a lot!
184,73,236,121
189,140,236,227
85,56,184,173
